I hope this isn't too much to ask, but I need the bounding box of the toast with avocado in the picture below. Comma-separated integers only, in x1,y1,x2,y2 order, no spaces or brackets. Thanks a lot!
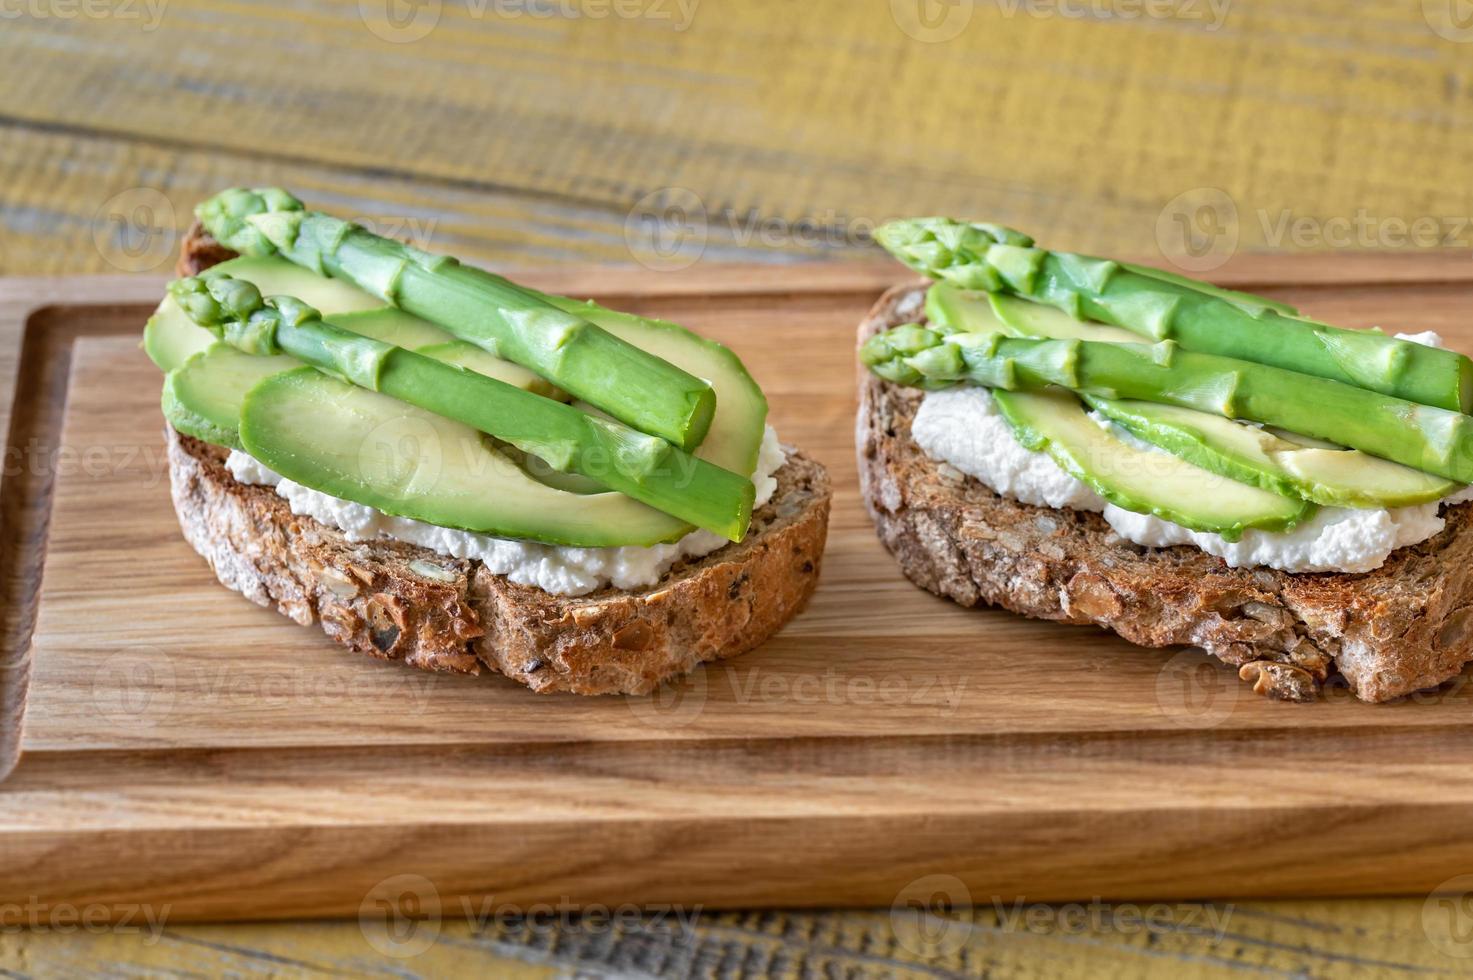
858,219,1473,703
151,190,829,695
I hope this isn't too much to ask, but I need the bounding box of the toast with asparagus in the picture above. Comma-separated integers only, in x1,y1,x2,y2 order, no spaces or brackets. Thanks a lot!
859,219,1473,702
151,189,829,695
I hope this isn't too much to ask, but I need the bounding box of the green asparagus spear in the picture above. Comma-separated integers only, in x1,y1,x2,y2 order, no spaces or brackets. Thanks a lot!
861,324,1473,484
196,188,717,451
875,218,1473,412
170,275,753,542
925,283,1458,508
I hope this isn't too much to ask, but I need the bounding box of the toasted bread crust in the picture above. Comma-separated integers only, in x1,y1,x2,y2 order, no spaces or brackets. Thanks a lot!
177,221,238,277
169,430,829,693
858,282,1473,703
166,225,830,694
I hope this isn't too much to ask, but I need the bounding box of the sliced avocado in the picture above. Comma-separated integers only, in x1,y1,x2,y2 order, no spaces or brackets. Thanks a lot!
545,296,768,477
1084,396,1458,508
413,341,565,400
992,388,1312,540
925,281,1007,335
163,344,301,449
144,255,385,372
146,298,215,373
327,306,456,349
238,368,697,547
926,282,1143,344
987,291,1144,344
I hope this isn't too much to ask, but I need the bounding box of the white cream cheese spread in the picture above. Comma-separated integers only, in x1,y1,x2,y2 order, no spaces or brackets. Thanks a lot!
228,426,786,597
910,381,1473,576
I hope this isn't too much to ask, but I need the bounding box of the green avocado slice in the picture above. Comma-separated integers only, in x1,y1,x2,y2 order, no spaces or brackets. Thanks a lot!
238,368,703,547
927,283,1142,344
545,296,768,478
1083,396,1457,508
163,345,300,450
992,388,1313,541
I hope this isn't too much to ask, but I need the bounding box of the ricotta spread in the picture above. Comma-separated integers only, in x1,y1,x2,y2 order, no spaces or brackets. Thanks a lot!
228,426,786,597
911,386,1473,575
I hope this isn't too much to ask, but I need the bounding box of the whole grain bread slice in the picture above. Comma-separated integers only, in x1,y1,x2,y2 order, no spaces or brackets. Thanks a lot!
165,226,830,695
858,282,1473,703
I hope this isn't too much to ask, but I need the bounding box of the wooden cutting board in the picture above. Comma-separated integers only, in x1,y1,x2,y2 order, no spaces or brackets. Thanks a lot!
7,256,1473,923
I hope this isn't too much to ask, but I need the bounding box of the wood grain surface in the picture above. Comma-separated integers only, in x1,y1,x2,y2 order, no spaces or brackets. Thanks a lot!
7,262,1473,975
9,0,1473,975
8,0,1473,279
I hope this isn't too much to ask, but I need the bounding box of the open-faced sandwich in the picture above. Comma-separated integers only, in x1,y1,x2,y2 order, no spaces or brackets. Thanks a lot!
858,219,1473,702
147,188,829,695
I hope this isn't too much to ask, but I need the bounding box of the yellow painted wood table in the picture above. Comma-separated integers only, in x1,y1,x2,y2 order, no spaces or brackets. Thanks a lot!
6,0,1473,975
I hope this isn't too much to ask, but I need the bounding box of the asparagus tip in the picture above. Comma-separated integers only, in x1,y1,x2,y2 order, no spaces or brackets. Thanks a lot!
196,187,303,256
246,209,306,253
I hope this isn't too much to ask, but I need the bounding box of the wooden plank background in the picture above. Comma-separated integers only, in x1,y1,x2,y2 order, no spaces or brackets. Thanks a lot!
6,0,1473,976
